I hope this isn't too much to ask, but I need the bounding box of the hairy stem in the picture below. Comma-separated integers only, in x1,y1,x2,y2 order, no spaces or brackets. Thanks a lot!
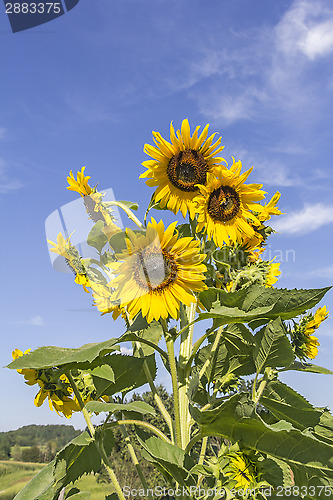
66,371,125,500
179,301,196,448
162,320,182,448
108,201,144,229
135,342,175,442
109,419,172,444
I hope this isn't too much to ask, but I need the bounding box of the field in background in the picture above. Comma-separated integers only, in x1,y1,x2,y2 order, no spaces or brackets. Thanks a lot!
0,461,113,500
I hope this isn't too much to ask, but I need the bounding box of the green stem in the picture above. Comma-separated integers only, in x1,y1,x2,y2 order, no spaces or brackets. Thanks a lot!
198,326,223,380
198,436,208,469
108,201,144,229
135,342,175,443
66,371,125,500
109,419,172,444
179,301,196,449
184,433,203,455
119,423,153,500
162,321,182,448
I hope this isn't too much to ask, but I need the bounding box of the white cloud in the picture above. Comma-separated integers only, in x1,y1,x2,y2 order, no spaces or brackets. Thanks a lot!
21,315,45,326
120,346,133,356
274,203,333,234
0,128,6,140
275,1,333,60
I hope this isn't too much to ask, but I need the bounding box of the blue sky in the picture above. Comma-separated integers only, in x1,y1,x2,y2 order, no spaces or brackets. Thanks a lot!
1,0,333,432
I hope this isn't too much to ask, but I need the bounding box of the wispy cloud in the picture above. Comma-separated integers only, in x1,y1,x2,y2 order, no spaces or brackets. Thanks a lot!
0,128,6,140
275,1,333,60
0,158,22,194
20,315,45,326
274,203,333,234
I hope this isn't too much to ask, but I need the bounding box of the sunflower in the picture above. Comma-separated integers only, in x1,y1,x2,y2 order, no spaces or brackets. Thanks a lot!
90,281,123,319
110,218,207,322
258,191,283,222
67,167,92,197
141,119,227,218
290,306,329,360
194,160,266,247
48,232,91,293
12,349,80,418
225,453,256,489
265,262,281,287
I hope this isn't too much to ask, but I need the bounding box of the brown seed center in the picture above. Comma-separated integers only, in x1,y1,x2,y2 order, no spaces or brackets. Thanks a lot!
135,249,178,291
207,185,241,222
166,149,209,192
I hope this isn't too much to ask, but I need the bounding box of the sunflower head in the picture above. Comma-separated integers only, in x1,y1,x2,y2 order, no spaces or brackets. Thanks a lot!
194,160,266,248
265,262,281,287
141,119,227,218
224,452,257,489
289,306,329,360
110,218,207,322
67,167,92,197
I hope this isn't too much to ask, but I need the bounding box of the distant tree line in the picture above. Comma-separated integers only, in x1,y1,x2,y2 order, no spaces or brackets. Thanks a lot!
0,424,81,462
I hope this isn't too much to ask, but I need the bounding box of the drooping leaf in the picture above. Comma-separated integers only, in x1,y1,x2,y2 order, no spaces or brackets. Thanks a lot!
87,220,108,253
136,430,196,488
253,318,294,373
260,456,295,488
190,392,333,480
93,354,156,398
117,200,139,211
280,361,333,375
7,339,119,371
86,400,155,416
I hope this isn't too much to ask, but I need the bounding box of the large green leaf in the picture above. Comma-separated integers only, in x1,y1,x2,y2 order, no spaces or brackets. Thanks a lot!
87,220,108,252
8,339,119,370
199,285,331,326
93,354,156,398
136,431,196,488
280,360,333,375
261,380,323,430
196,303,274,328
13,460,58,500
253,318,295,373
14,430,113,500
190,393,333,480
86,400,155,416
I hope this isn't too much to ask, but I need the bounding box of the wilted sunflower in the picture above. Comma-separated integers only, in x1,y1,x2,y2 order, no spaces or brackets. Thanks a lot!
12,349,80,418
111,218,207,322
141,119,226,218
194,160,266,247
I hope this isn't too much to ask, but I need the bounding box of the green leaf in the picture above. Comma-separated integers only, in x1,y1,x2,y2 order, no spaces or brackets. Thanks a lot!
117,200,139,211
196,303,275,328
136,431,196,488
131,321,163,357
13,460,59,500
65,492,91,499
261,380,323,430
190,392,333,480
253,318,295,373
281,361,333,375
223,324,256,376
314,409,333,444
7,339,119,371
260,456,294,488
85,400,155,416
93,354,156,398
199,285,331,325
87,220,108,252
87,364,115,382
